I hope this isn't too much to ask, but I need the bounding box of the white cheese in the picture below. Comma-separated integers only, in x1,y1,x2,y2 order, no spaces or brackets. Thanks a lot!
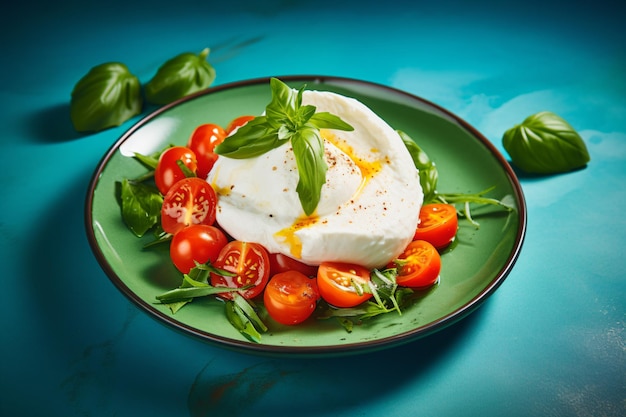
207,90,423,269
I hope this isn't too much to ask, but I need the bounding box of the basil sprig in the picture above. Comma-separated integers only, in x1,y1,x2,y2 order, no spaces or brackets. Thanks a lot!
502,111,590,174
70,62,143,132
144,48,216,105
398,130,438,203
214,78,354,216
119,178,163,237
400,131,515,226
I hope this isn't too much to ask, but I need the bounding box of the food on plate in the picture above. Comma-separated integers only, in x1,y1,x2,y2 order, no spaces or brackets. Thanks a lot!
117,78,514,340
208,87,423,270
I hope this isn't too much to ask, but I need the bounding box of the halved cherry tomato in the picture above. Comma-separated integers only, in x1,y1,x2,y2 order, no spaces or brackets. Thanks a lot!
413,203,458,249
161,177,217,235
269,253,319,278
154,146,197,195
393,240,441,289
317,262,372,308
211,241,271,300
187,123,226,179
264,271,320,325
225,115,255,135
170,225,228,274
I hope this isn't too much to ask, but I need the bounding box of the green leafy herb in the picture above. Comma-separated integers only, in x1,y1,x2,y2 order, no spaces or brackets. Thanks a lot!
156,263,239,314
502,111,590,174
70,62,142,132
400,131,515,226
144,48,216,105
318,267,415,328
435,187,516,227
119,179,163,237
225,295,267,343
214,77,354,216
398,130,438,202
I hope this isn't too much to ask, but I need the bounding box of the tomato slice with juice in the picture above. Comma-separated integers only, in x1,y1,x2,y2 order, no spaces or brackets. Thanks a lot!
317,262,373,308
264,271,320,325
393,240,441,289
211,241,271,300
161,177,217,235
413,203,458,249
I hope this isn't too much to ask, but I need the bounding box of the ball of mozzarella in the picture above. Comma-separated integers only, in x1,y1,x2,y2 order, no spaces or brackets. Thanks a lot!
207,90,423,269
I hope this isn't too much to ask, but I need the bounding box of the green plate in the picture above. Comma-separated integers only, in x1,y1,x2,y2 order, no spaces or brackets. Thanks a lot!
85,76,526,356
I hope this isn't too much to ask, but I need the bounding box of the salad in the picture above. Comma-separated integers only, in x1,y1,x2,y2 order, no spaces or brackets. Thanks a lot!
118,78,514,342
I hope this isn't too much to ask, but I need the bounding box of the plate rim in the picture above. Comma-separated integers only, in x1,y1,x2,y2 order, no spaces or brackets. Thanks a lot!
84,75,527,356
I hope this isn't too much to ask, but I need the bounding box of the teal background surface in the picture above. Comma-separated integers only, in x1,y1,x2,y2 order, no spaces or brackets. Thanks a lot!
1,1,624,416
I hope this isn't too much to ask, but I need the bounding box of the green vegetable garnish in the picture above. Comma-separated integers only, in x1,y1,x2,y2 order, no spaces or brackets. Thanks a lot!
70,62,143,132
400,131,515,227
502,111,590,174
144,48,216,105
398,130,438,202
214,78,354,216
119,178,163,237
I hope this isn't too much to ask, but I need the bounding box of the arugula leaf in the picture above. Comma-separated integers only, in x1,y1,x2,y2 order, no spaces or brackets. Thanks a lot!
119,179,163,237
214,77,353,216
155,275,242,303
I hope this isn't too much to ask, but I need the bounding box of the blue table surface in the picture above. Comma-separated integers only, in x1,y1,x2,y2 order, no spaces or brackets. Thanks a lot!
1,1,624,416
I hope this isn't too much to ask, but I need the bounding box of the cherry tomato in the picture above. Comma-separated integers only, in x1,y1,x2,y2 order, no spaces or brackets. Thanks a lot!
317,262,372,308
264,271,320,325
413,203,458,249
161,177,217,235
269,253,319,278
154,146,197,195
225,115,255,135
211,241,271,300
186,123,226,179
170,225,228,274
393,240,441,289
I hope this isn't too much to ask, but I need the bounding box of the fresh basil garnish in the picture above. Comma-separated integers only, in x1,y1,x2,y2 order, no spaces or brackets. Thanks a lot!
502,111,590,174
214,78,354,216
119,178,163,237
398,130,438,203
70,62,143,132
144,48,216,105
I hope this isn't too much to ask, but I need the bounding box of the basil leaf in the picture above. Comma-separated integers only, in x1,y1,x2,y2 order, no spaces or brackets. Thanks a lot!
502,111,590,174
292,125,328,216
214,116,288,158
309,112,354,131
397,130,438,203
70,62,142,132
144,48,216,105
215,78,352,215
119,179,163,237
265,78,299,122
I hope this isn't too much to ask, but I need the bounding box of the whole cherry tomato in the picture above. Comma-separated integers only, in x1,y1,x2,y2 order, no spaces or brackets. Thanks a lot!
154,146,197,195
169,225,228,274
225,115,255,135
187,123,226,179
269,253,319,277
